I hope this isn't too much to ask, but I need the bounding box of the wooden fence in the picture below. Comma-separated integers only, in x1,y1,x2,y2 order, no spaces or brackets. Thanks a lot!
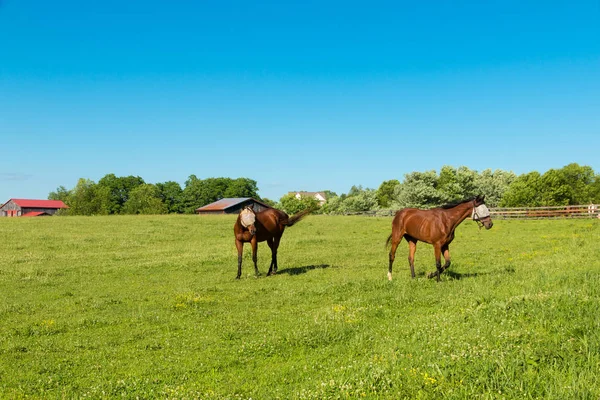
490,205,599,220
344,204,600,220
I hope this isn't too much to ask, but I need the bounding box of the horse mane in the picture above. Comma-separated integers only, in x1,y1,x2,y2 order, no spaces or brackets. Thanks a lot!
438,197,477,209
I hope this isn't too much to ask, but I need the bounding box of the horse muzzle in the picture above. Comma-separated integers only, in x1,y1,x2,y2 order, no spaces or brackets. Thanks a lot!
248,225,257,235
481,218,493,230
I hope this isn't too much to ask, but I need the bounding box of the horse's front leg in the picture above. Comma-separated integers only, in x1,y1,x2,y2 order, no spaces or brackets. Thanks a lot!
427,244,443,281
251,237,260,276
388,237,401,281
235,240,244,279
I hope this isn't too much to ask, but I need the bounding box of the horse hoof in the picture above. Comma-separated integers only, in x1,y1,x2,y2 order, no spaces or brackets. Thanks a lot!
387,272,393,281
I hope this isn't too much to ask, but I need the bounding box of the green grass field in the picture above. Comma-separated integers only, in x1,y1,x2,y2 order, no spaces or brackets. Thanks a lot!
1,215,599,399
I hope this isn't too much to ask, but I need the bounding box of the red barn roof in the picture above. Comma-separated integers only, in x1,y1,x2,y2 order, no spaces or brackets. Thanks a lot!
8,199,68,209
22,211,49,217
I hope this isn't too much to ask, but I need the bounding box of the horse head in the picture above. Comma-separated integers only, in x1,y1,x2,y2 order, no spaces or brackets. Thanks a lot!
472,195,493,230
239,205,257,235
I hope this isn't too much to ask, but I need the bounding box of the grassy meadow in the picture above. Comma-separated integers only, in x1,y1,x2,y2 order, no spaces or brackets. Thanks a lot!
1,214,599,399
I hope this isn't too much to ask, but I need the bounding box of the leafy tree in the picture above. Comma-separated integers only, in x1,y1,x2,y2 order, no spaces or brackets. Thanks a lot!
278,193,319,215
474,169,516,208
437,166,478,202
342,189,379,213
556,163,595,204
156,181,183,213
376,179,400,208
67,178,110,215
319,195,345,214
48,186,70,203
320,187,378,214
260,198,277,208
181,176,231,213
224,178,260,199
181,175,203,214
501,164,596,207
500,172,543,207
539,168,574,206
347,185,364,197
589,174,600,203
122,184,167,214
322,190,338,199
97,174,145,214
391,170,446,209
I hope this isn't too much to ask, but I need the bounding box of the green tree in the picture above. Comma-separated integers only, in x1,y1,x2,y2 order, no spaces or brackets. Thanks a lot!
67,178,110,215
376,179,400,208
260,198,277,208
437,166,478,202
589,174,600,203
342,189,379,213
278,194,319,215
322,190,338,199
182,177,231,213
97,174,145,214
156,181,183,213
391,170,445,209
556,163,595,204
539,168,574,206
500,172,543,207
224,178,260,199
48,186,70,203
122,184,167,214
319,195,344,214
474,169,516,208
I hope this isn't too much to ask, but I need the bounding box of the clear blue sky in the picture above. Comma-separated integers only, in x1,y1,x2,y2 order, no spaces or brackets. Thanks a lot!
1,0,599,202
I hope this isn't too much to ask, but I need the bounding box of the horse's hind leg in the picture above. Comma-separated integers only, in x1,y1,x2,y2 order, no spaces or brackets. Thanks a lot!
388,235,402,281
266,237,276,275
407,238,417,279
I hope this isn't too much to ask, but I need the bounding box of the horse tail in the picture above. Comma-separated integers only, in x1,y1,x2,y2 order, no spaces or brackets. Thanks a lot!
385,233,393,249
285,208,313,227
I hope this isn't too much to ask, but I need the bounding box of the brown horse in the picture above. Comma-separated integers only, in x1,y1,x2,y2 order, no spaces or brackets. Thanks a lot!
234,205,312,279
386,195,493,281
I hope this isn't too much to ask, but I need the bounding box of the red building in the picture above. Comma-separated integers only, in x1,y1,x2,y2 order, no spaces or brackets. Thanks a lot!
0,199,69,217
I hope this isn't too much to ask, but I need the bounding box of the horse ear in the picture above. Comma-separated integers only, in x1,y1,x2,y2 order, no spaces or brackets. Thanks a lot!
478,194,485,202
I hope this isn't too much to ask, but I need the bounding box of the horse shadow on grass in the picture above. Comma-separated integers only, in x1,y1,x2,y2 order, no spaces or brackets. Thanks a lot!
443,265,515,280
444,270,482,280
279,264,331,276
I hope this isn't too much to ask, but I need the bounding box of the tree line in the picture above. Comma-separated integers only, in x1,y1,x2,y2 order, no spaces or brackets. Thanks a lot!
49,163,600,216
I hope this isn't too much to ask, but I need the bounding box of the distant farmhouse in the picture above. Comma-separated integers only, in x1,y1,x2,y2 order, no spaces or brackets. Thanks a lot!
0,199,69,217
289,191,327,205
196,198,271,215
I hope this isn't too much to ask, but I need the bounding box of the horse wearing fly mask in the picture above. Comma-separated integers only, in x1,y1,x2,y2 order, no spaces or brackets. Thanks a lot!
234,205,312,279
386,195,493,281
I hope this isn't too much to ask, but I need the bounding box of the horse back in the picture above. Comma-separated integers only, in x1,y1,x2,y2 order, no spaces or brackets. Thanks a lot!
393,208,448,244
254,208,288,239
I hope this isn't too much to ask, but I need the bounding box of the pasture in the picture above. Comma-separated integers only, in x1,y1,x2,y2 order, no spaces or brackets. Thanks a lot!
1,215,599,399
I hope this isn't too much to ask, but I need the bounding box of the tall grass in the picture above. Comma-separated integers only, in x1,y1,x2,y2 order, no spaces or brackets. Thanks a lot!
1,215,599,399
